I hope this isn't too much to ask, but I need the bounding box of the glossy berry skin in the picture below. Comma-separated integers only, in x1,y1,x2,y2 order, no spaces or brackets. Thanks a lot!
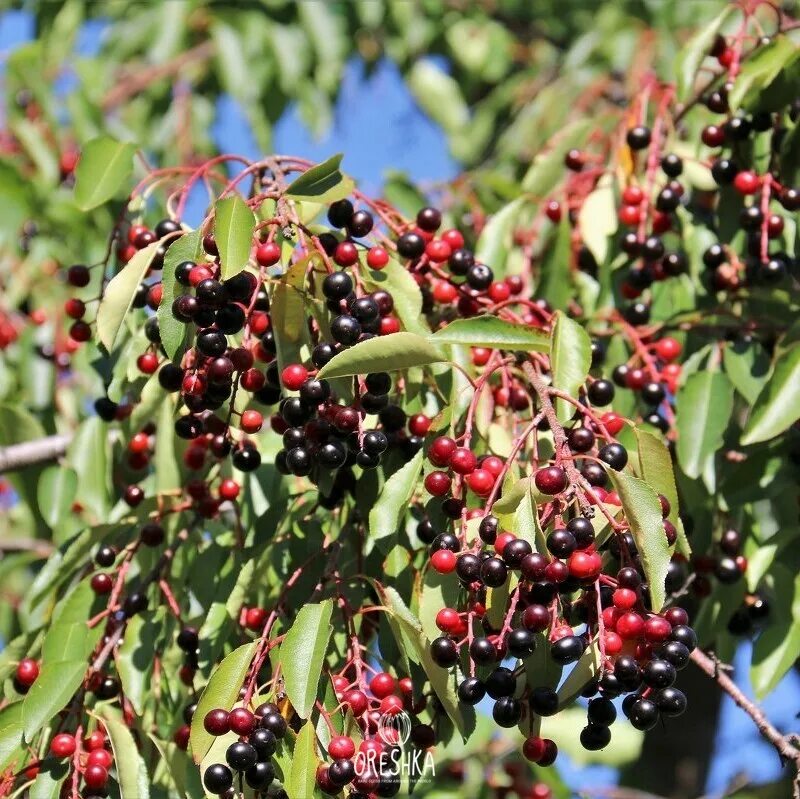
534,466,568,495
626,126,651,150
369,672,395,699
493,697,522,727
203,763,233,793
430,636,459,667
628,698,659,731
431,549,457,574
226,741,258,771
550,635,584,665
458,677,486,705
15,658,39,687
50,733,76,758
84,764,109,789
228,707,256,735
203,709,230,736
580,724,611,751
329,735,356,760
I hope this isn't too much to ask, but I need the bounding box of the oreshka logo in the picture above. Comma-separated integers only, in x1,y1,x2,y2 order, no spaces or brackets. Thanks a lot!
351,710,436,789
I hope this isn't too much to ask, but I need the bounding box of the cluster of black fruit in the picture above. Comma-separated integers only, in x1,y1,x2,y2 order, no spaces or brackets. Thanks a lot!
203,702,287,795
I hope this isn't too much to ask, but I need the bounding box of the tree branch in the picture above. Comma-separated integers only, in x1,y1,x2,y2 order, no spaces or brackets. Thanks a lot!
0,434,72,474
691,647,800,776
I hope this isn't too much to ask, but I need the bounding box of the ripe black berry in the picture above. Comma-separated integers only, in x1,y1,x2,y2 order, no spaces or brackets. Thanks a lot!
626,126,651,150
458,677,486,705
492,697,522,727
203,763,233,793
588,379,614,406
430,636,459,667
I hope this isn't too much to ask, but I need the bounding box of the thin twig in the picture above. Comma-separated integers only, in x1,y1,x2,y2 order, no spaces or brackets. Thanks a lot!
0,434,72,474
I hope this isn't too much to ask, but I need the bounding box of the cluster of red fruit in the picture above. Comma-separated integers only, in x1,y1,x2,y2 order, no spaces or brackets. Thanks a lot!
43,728,115,796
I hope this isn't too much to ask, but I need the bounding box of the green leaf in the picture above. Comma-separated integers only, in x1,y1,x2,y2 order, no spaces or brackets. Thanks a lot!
369,450,424,545
100,708,151,799
36,465,78,530
608,469,671,612
557,639,601,707
675,371,733,478
280,601,333,719
96,242,160,352
675,6,735,101
538,213,572,311
66,417,111,518
741,344,800,445
158,230,201,360
74,135,135,210
380,587,474,739
751,567,800,698
475,197,526,275
577,175,617,266
23,582,102,741
0,702,24,773
29,760,69,799
190,642,256,764
407,60,469,136
317,332,445,379
117,610,164,715
285,154,354,204
723,338,771,405
549,310,591,423
214,196,256,280
431,316,548,352
728,34,800,111
287,722,321,799
635,429,690,556
271,255,313,374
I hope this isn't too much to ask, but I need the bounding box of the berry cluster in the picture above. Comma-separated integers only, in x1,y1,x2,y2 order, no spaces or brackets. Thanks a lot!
202,702,285,793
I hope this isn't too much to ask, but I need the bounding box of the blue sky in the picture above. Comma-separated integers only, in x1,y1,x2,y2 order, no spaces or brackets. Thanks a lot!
1,8,799,796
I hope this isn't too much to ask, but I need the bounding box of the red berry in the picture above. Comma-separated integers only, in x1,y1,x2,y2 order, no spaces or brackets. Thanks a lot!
128,224,148,245
481,456,504,478
429,436,456,466
567,550,601,580
433,280,458,303
466,468,494,496
600,412,625,435
409,414,431,436
334,241,359,266
369,672,396,699
379,695,404,715
255,241,281,266
488,281,511,303
534,465,568,495
701,124,725,147
366,246,389,269
50,733,76,758
622,186,644,205
618,205,641,226
147,283,162,309
494,532,516,555
435,608,461,633
430,549,457,574
380,316,400,335
228,707,256,735
603,631,623,655
203,708,230,736
244,607,266,631
182,373,206,396
522,735,546,763
84,765,108,789
655,337,681,361
281,363,308,390
129,432,150,454
717,47,734,67
173,725,190,750
544,200,561,222
664,607,689,627
86,733,107,752
240,409,263,433
449,447,477,475
91,573,113,594
15,658,39,687
612,588,638,610
188,265,213,287
86,748,113,768
137,352,159,374
616,611,645,640
471,347,491,366
343,689,368,716
644,615,672,642
64,298,86,319
424,471,451,497
240,368,265,392
218,479,240,501
441,229,464,250
329,735,356,759
733,170,759,195
767,214,784,238
425,239,452,262
69,320,92,342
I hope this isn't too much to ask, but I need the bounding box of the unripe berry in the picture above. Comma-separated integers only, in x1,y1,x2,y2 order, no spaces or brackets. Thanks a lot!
431,549,457,574
255,241,281,266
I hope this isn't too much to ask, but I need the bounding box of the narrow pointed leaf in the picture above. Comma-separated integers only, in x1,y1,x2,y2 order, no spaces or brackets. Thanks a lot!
549,311,591,423
214,196,256,280
432,316,548,351
74,135,135,210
